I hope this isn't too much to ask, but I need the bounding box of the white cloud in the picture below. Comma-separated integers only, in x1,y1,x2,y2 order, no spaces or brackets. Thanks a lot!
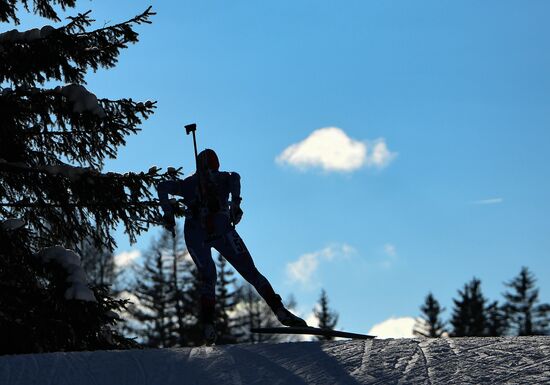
114,249,141,269
472,198,504,205
276,127,397,173
365,139,397,168
286,244,355,287
368,317,418,338
286,253,319,285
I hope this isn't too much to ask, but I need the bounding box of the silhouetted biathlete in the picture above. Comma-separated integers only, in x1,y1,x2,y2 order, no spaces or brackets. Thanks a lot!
157,149,307,344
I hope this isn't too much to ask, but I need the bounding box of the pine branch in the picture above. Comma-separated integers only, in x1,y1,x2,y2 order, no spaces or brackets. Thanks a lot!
70,6,155,36
0,0,77,24
1,86,156,167
0,7,156,86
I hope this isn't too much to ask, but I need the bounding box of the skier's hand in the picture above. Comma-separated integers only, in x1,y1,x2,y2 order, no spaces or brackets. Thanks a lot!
162,212,176,232
230,199,243,225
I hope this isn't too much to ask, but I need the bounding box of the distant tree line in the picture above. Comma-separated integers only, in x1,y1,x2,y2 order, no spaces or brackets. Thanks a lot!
414,267,550,338
105,226,342,346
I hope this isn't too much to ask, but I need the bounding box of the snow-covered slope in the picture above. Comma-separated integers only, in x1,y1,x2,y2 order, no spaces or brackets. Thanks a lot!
1,337,549,384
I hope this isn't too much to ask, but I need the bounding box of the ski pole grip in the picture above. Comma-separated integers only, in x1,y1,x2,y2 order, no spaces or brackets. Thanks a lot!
185,123,196,135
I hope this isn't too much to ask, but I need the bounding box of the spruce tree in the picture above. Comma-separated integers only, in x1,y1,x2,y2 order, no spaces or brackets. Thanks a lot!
485,300,508,337
79,238,116,287
214,253,241,344
234,283,284,343
414,292,446,338
314,289,339,341
178,258,204,346
126,231,177,348
166,225,198,347
503,267,550,336
450,278,487,337
1,1,161,353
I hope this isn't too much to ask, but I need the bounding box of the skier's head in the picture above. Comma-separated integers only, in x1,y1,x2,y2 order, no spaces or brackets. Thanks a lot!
197,149,220,174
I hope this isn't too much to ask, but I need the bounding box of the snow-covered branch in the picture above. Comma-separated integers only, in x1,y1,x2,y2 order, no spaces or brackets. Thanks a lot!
0,25,55,43
55,84,105,117
39,246,97,302
0,158,96,181
0,218,26,231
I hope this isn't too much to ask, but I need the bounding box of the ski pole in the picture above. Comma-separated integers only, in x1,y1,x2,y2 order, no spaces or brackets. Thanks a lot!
185,123,203,205
185,123,199,164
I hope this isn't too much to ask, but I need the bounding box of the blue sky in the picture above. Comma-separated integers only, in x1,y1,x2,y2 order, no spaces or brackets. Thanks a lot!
11,0,550,335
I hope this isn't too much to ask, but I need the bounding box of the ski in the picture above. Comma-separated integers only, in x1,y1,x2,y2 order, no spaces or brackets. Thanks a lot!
251,326,375,340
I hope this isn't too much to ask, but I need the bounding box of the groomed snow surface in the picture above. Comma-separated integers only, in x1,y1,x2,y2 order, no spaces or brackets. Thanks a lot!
1,336,549,384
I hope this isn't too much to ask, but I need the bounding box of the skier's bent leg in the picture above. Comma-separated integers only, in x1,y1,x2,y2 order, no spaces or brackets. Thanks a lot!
214,229,308,327
187,243,217,327
185,220,218,313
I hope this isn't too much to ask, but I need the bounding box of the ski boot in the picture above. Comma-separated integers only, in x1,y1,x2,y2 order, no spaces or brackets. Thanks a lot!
275,306,308,327
260,285,309,327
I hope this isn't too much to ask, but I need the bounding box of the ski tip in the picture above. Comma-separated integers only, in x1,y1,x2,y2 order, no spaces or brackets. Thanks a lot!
251,326,375,340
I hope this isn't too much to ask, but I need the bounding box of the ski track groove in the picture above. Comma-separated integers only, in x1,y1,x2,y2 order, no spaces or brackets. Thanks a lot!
415,343,432,385
459,340,500,353
446,337,462,379
351,340,372,377
399,342,421,383
499,357,550,383
2,337,550,385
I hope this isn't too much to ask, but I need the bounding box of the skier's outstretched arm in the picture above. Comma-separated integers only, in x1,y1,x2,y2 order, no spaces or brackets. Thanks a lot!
157,180,185,215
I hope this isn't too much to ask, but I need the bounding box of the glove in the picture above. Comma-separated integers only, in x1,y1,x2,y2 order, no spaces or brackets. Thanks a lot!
230,198,243,225
162,212,176,232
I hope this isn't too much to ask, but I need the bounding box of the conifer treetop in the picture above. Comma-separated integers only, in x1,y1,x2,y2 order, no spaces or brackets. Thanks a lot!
0,2,166,251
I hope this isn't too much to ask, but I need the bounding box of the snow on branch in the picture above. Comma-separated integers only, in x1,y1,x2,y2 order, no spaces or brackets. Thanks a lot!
0,25,55,44
0,158,96,181
38,246,97,302
55,84,105,118
0,7,155,86
1,218,26,231
0,158,179,183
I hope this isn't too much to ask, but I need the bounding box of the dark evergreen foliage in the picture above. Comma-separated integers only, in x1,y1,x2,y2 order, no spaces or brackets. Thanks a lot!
0,0,162,354
1,0,76,24
123,227,211,347
314,289,339,341
414,292,446,338
503,267,550,336
0,225,138,354
450,278,487,337
0,2,164,252
127,240,176,348
79,238,116,287
485,301,508,337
